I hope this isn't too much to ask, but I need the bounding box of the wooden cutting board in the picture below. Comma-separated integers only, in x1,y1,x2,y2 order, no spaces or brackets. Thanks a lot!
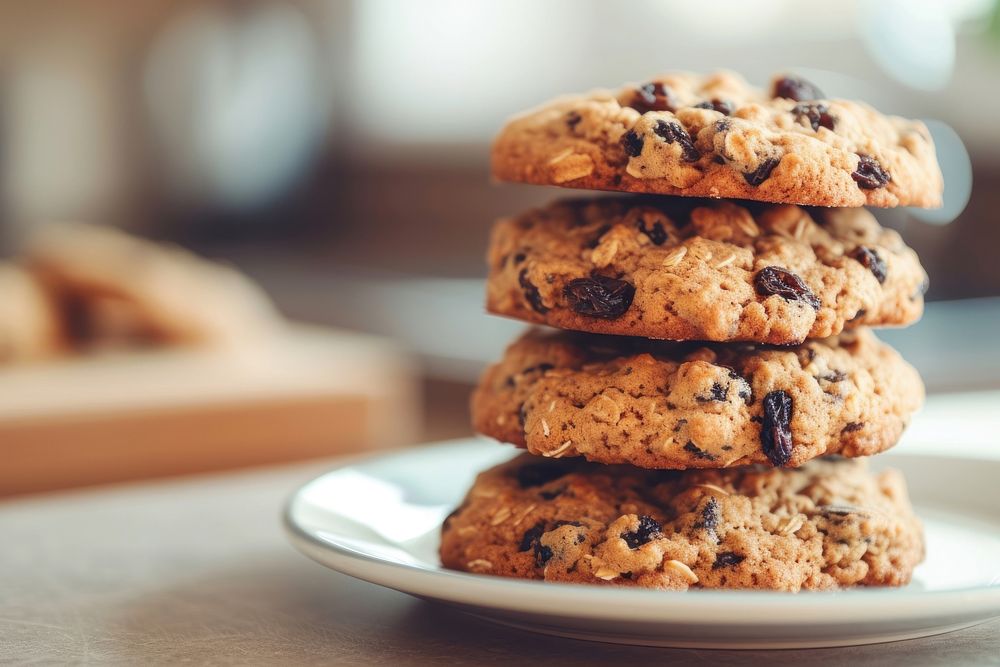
0,324,420,497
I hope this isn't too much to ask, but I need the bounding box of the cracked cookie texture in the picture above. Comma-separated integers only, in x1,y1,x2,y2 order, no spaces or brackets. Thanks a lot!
471,327,923,469
487,197,927,343
440,453,924,591
492,71,942,208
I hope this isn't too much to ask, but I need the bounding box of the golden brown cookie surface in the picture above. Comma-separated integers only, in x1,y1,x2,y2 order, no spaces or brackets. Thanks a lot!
492,71,942,208
441,454,924,591
487,197,927,343
472,327,923,469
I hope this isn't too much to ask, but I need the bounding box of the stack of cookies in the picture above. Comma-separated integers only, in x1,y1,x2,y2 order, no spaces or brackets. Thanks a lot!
441,71,939,592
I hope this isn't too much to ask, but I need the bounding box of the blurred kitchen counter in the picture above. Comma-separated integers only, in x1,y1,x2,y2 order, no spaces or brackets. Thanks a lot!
1,445,998,666
0,324,423,497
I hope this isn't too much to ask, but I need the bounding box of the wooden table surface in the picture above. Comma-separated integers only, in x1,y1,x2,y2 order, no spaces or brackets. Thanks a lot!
2,453,998,666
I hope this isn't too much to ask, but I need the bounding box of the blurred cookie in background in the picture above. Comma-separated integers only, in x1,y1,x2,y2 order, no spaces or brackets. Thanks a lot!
0,264,66,363
0,224,421,495
26,222,283,352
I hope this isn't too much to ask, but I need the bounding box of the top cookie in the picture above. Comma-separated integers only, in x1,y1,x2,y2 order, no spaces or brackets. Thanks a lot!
492,71,942,208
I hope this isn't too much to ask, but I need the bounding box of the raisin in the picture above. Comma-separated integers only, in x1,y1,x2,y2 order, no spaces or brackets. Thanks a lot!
714,118,732,132
628,82,678,113
534,542,554,567
513,252,526,264
772,76,825,101
842,422,864,433
713,552,746,569
821,370,847,382
852,155,890,189
708,382,728,401
637,220,669,245
519,521,546,552
754,266,820,310
792,103,835,131
694,99,733,115
697,383,728,402
539,487,564,500
850,246,887,283
683,441,716,461
566,111,582,129
621,130,644,157
518,269,548,314
761,390,793,467
621,515,662,549
743,157,780,186
698,496,720,532
516,462,567,488
652,120,700,162
563,275,635,319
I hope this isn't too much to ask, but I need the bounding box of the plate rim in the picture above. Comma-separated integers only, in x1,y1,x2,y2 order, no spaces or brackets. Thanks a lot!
284,438,1000,626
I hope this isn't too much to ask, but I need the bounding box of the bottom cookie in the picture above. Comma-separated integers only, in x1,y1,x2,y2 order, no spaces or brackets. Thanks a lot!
441,454,923,591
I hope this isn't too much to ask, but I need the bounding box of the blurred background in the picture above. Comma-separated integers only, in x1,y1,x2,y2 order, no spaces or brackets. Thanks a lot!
1,0,999,495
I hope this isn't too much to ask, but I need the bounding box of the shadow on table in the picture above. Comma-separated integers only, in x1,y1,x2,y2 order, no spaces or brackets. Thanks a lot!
104,555,995,666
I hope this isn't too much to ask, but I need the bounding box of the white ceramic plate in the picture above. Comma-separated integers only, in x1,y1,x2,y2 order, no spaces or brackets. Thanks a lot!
284,438,1000,649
